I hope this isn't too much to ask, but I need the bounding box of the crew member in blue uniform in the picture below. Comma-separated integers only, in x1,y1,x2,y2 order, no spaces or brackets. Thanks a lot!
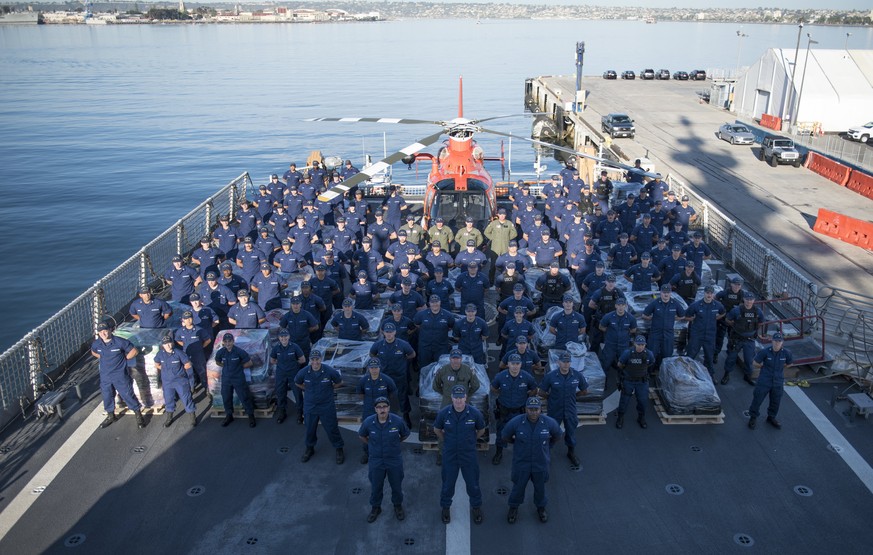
270,329,306,425
682,231,711,279
91,321,145,429
309,265,341,319
356,359,398,464
380,304,416,342
295,349,345,464
615,336,656,429
722,292,765,386
595,210,623,247
249,262,284,310
531,228,563,268
614,194,641,232
685,285,726,376
164,254,201,303
499,307,536,358
648,237,671,267
536,262,571,312
212,214,240,260
235,237,266,284
624,251,660,291
213,332,256,428
715,277,745,361
174,310,212,395
350,270,380,310
279,297,319,358
748,332,794,430
413,296,454,367
630,213,659,254
434,385,487,525
454,261,489,318
227,289,266,329
368,210,396,255
538,353,589,466
495,240,527,276
254,226,280,260
359,396,410,523
424,266,453,308
500,336,543,384
598,297,638,376
587,274,625,353
579,261,608,329
549,294,587,350
490,353,538,465
497,281,535,326
454,304,489,364
502,396,563,524
425,241,454,276
389,279,425,319
283,162,303,188
330,298,370,340
153,335,196,428
191,236,224,279
129,286,172,329
642,285,687,369
218,262,247,296
671,194,698,231
607,233,637,271
455,239,488,272
370,322,416,426
236,199,259,239
658,244,688,286
187,293,219,340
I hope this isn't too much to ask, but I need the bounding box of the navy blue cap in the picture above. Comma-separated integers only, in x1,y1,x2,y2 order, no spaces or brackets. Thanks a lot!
451,385,467,397
559,353,571,362
342,298,354,306
660,285,672,292
383,322,397,332
374,396,390,407
450,350,462,358
634,335,647,344
222,333,234,341
744,292,755,300
508,353,522,363
526,397,542,408
367,358,381,368
189,293,201,301
310,349,322,359
772,332,784,341
516,335,528,344
513,283,524,291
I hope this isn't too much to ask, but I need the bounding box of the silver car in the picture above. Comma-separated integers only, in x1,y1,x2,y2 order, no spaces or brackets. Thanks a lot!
718,123,756,145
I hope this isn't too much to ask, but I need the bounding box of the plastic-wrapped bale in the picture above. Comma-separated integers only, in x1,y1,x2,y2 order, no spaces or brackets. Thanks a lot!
628,292,689,343
279,271,315,309
114,323,170,409
418,353,490,443
547,342,607,415
615,274,656,294
206,328,273,411
264,308,288,343
322,309,385,340
531,305,562,353
165,301,190,330
524,268,582,306
657,356,722,415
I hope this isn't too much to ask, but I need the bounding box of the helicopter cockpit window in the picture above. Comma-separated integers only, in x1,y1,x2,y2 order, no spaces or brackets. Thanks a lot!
430,191,490,229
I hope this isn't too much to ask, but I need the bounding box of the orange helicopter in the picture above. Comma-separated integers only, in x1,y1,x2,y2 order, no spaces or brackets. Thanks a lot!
310,78,654,229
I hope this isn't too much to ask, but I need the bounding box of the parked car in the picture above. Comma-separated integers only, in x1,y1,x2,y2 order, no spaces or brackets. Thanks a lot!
601,113,635,139
718,123,756,145
602,70,617,80
673,71,689,80
656,69,670,80
621,70,636,80
690,69,707,81
847,121,873,143
640,69,655,80
760,136,802,167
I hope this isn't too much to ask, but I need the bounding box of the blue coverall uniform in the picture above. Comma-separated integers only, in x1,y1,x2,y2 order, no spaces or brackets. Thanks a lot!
617,347,656,418
549,310,587,350
685,299,725,374
491,369,538,449
213,345,254,415
153,348,195,414
356,373,398,456
598,310,638,371
724,305,765,380
359,413,410,508
749,346,793,420
434,404,486,509
644,298,686,367
164,264,199,303
501,413,563,509
91,335,142,413
413,309,455,367
295,364,344,449
174,325,210,389
453,316,488,364
271,342,305,413
539,369,589,449
370,338,415,415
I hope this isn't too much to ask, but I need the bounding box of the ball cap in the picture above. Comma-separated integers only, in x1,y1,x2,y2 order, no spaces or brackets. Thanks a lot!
237,289,250,297
660,284,672,292
450,349,462,358
383,322,397,332
559,353,572,362
615,297,627,305
704,285,715,293
606,274,617,282
97,321,111,331
513,283,524,291
465,216,474,223
172,254,183,262
772,332,784,341
278,329,290,336
374,396,390,407
200,236,211,243
508,240,518,247
434,266,444,273
189,293,201,301
465,303,477,312
310,349,323,359
466,239,476,246
640,252,651,259
429,294,441,302
432,240,442,248
508,353,522,363
671,244,683,251
290,296,302,303
451,385,467,398
222,332,234,341
744,291,756,300
516,335,528,344
367,358,381,368
685,261,696,268
514,306,526,314
161,335,174,344
261,263,271,270
563,293,574,302
681,195,690,201
138,286,151,294
731,277,744,284
182,310,193,319
634,335,647,344
342,298,354,307
526,397,542,408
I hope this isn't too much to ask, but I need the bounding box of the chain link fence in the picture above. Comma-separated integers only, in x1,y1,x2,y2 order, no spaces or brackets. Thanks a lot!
0,172,252,430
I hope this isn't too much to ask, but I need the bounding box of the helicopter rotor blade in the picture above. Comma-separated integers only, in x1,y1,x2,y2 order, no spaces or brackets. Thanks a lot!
478,127,659,178
304,117,440,125
470,113,547,124
316,130,446,203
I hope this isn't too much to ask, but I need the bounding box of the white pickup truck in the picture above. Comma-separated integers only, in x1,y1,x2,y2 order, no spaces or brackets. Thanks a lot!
847,122,872,143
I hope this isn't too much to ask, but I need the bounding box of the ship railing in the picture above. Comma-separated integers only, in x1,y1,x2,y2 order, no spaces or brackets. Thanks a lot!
0,172,253,430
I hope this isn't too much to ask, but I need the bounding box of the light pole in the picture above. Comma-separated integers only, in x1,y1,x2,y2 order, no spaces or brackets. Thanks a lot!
735,30,749,78
784,21,803,124
845,32,852,51
793,33,819,130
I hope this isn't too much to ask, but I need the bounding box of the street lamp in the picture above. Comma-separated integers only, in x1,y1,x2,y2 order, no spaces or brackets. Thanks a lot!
784,21,803,123
735,30,749,78
793,33,819,130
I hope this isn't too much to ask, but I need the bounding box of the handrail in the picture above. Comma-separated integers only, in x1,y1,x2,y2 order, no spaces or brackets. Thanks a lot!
757,314,827,366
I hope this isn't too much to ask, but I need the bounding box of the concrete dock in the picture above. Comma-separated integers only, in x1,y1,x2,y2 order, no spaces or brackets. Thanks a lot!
529,75,873,295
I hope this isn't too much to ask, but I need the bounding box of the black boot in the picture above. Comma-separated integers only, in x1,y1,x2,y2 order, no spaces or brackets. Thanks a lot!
507,507,518,524
134,410,146,429
748,417,756,429
403,412,412,428
394,504,405,521
100,413,117,429
189,412,197,427
221,414,234,427
336,448,345,465
492,447,503,465
471,507,484,524
248,414,256,428
767,416,782,429
366,506,381,523
567,448,580,467
637,414,648,429
163,412,174,428
276,409,287,424
720,372,730,385
615,414,624,429
537,507,549,523
301,447,314,462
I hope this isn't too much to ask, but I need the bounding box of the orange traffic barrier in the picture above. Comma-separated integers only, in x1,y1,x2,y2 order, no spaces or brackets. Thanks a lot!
813,208,873,250
805,152,851,186
846,169,873,201
759,114,783,131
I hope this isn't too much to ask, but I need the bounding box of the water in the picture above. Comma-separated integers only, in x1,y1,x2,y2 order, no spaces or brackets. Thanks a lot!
1,19,870,351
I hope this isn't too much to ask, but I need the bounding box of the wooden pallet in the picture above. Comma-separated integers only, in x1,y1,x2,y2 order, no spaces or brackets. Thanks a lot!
338,415,363,425
578,413,607,425
118,405,167,416
649,390,724,425
420,442,490,452
208,406,276,419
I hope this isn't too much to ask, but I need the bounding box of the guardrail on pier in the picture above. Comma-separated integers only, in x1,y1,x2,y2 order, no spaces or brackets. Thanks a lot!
0,173,254,430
